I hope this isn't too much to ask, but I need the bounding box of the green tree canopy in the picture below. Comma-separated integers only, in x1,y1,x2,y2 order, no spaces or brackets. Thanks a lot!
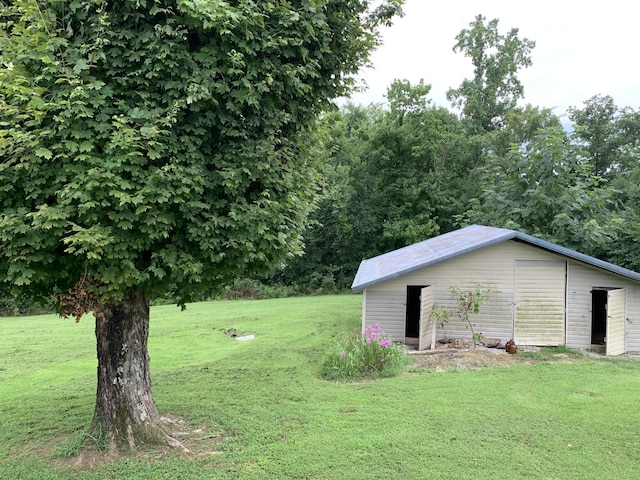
568,95,623,176
568,95,640,176
447,14,535,133
273,80,476,290
0,0,403,452
484,104,561,157
460,126,620,253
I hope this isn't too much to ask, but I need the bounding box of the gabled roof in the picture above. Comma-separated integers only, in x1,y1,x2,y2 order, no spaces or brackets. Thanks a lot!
351,224,640,292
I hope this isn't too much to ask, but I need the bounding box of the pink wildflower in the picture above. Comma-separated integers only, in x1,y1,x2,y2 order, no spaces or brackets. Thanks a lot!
339,351,346,357
379,339,390,347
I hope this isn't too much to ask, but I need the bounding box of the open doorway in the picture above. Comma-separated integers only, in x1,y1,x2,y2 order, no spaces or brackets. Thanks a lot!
591,289,607,346
406,285,428,343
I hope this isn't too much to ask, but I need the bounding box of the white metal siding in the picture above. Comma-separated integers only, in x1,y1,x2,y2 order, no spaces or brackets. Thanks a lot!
514,260,566,346
362,290,406,341
628,286,640,352
361,290,367,336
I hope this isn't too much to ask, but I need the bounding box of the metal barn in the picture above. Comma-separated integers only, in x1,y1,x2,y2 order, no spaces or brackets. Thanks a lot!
351,225,640,355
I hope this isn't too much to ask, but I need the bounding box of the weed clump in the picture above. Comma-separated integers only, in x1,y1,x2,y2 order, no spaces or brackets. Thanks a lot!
321,324,407,381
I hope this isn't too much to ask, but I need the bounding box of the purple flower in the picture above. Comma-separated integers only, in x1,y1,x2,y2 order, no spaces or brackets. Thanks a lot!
379,339,390,347
379,358,385,363
339,351,346,357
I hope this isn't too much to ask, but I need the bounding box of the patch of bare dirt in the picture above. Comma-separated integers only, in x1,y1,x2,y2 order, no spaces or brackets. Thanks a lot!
408,346,576,372
53,415,231,471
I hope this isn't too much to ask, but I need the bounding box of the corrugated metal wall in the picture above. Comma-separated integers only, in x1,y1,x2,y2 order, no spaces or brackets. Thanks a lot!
363,290,406,340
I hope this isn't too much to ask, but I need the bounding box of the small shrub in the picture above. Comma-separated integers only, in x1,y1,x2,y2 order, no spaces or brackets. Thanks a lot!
308,273,339,295
222,278,299,300
431,284,490,348
321,324,407,381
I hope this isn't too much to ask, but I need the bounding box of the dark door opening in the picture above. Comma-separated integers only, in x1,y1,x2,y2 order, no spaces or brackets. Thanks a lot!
591,289,608,345
406,285,428,338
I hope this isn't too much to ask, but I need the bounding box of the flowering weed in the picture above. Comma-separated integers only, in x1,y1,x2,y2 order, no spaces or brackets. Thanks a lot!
321,324,407,381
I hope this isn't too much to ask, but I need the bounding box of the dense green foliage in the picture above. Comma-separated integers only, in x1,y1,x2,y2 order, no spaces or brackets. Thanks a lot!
447,15,536,133
272,81,477,290
269,16,640,291
0,0,402,308
3,296,640,479
270,89,640,290
461,126,620,251
2,9,639,306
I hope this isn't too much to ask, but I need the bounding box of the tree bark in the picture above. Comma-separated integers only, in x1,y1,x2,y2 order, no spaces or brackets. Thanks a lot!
90,287,169,452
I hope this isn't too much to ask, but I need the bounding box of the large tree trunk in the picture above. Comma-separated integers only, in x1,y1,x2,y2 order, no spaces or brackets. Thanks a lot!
89,287,172,452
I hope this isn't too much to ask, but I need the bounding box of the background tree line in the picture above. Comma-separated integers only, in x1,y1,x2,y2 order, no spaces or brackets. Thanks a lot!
3,13,640,313
257,15,640,296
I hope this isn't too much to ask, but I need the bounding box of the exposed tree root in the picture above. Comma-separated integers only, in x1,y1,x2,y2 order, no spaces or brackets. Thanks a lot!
53,415,227,470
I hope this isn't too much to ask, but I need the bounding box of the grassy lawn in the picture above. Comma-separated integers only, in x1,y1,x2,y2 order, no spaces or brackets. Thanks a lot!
1,294,640,479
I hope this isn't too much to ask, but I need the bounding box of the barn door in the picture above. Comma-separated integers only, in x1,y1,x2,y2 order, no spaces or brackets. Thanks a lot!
418,286,435,351
606,288,626,356
514,260,566,345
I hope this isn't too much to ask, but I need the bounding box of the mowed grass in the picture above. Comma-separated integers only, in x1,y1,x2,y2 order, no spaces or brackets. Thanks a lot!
2,295,640,479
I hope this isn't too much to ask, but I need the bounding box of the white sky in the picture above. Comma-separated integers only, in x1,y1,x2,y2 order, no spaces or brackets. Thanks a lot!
345,0,640,116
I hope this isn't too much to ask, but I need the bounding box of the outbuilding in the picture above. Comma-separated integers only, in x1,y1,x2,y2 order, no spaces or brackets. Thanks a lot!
351,225,640,355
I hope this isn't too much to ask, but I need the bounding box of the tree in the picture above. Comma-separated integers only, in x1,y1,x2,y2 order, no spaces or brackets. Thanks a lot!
568,95,622,176
460,126,620,254
0,0,403,452
273,80,475,290
568,96,640,177
266,107,371,291
353,80,474,250
601,165,640,271
596,113,640,270
447,15,535,133
484,104,561,157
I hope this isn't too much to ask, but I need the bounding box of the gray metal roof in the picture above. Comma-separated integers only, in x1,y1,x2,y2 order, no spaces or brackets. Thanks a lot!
351,224,640,292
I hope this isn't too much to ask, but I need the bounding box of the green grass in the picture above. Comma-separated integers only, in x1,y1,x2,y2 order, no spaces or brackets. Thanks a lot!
517,344,583,361
2,295,640,479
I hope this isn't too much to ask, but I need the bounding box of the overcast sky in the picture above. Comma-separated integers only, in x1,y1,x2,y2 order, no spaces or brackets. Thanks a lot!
345,0,640,117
